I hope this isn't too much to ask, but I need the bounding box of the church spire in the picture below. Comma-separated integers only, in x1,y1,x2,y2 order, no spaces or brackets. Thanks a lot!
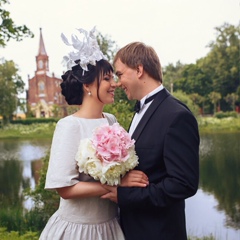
36,28,49,72
38,28,47,56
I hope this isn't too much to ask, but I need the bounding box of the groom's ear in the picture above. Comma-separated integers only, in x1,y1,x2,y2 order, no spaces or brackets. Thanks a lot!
136,65,144,78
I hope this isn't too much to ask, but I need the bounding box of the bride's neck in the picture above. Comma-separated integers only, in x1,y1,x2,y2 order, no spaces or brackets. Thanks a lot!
74,103,104,119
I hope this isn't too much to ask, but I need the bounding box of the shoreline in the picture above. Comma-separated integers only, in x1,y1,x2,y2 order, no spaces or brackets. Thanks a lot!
0,117,239,139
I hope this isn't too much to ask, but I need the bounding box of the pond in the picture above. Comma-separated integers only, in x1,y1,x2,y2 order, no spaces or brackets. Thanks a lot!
0,133,239,239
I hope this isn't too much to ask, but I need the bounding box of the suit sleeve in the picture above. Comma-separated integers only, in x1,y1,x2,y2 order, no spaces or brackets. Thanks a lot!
117,111,199,208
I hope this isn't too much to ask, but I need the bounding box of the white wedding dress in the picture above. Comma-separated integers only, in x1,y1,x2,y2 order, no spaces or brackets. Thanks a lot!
40,114,125,240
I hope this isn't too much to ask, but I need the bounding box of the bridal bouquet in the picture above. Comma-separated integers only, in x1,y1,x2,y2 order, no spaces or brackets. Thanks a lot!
75,123,139,186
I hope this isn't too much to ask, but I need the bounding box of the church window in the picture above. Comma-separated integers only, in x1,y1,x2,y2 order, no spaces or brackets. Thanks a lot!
38,60,43,69
38,81,45,93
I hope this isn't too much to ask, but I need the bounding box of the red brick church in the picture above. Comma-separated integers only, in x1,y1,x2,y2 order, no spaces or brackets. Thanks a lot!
27,28,67,118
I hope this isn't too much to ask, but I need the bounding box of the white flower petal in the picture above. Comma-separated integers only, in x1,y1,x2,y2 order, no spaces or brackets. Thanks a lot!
61,33,71,46
61,27,107,72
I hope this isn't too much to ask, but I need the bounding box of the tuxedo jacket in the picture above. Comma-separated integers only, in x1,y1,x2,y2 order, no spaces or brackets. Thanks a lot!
118,88,200,240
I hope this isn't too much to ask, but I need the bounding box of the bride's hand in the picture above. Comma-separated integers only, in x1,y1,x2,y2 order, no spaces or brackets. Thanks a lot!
101,171,148,203
120,170,149,187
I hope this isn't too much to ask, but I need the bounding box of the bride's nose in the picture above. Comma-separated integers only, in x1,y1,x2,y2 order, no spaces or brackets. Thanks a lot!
116,82,122,88
110,79,117,87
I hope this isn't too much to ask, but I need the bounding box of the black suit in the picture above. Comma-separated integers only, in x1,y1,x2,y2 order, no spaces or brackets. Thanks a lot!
118,88,199,240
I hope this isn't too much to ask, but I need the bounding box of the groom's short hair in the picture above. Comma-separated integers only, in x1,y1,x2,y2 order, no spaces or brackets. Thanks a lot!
113,42,162,83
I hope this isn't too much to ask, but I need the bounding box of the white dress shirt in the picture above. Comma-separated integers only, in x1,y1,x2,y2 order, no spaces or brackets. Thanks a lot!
129,85,164,136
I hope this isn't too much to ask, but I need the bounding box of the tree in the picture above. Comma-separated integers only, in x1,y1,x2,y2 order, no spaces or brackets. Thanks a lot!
0,58,25,124
97,31,118,63
189,93,206,115
162,61,185,93
166,23,239,112
208,91,222,114
0,0,34,47
225,93,239,111
174,63,212,97
200,23,240,110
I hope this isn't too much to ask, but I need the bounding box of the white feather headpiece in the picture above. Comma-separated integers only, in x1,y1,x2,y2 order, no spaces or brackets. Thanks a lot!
61,26,107,72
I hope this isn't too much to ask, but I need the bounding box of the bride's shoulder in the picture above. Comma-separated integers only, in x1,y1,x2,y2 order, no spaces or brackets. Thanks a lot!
56,115,79,127
103,112,117,124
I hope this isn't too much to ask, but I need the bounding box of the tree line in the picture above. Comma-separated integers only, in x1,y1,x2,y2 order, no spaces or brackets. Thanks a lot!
163,23,240,114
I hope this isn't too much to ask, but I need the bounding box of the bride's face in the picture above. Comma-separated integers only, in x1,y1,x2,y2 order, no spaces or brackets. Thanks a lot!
95,72,117,104
86,71,116,105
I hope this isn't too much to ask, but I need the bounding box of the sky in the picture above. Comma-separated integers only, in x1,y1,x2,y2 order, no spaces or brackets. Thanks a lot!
1,0,239,90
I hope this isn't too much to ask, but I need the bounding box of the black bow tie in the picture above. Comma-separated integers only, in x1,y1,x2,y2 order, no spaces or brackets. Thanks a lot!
134,92,159,113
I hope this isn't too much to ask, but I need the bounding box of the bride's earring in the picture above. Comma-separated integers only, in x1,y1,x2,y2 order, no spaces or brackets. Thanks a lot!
88,91,91,96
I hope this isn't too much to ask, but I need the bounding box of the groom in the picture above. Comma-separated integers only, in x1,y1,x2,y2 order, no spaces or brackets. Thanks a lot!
102,42,199,240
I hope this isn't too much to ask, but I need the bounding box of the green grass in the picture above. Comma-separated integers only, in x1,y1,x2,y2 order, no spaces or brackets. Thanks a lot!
188,235,215,240
197,116,240,133
0,228,38,240
0,123,56,139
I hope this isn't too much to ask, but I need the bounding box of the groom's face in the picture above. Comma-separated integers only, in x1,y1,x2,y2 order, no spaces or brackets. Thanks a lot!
114,59,139,101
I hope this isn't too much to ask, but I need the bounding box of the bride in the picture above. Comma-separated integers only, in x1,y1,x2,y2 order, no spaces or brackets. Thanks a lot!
39,27,148,240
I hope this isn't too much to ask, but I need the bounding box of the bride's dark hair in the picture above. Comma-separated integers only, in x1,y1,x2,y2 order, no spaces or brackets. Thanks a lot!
61,59,113,105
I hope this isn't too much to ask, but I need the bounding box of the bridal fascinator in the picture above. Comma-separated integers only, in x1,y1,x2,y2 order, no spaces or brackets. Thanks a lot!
61,26,107,72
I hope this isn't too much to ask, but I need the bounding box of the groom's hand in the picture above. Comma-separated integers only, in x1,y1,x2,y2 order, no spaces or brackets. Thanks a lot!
101,185,118,203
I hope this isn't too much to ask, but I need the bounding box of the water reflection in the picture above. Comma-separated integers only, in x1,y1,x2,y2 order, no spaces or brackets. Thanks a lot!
0,139,51,209
186,189,240,239
0,159,23,208
0,139,50,161
186,132,240,239
201,133,240,229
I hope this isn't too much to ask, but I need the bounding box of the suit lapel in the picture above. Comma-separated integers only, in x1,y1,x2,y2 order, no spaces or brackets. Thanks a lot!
131,88,170,141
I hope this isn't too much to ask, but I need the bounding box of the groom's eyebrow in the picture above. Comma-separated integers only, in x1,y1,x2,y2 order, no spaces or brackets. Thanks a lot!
115,71,121,77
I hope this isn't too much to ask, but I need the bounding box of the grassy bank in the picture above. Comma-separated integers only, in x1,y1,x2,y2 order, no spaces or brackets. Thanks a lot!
0,123,56,139
197,116,240,133
0,116,239,139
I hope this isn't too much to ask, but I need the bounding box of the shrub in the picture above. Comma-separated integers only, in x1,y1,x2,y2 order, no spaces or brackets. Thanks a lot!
10,118,59,125
104,100,133,130
173,91,199,116
214,111,238,119
0,228,38,240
